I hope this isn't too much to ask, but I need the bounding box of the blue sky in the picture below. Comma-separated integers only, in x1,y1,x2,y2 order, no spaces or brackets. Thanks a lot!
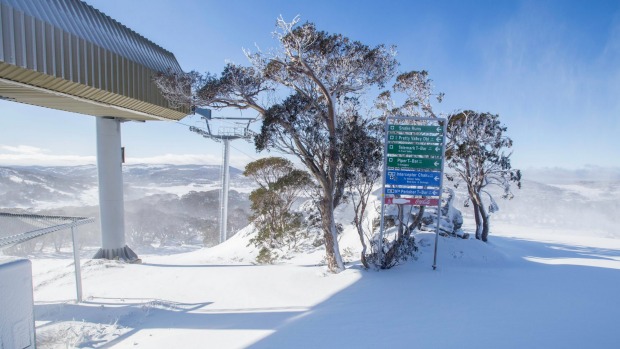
1,0,618,171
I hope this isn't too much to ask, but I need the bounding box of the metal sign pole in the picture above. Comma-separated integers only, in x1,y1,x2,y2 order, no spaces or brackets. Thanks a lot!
378,117,390,267
432,119,447,270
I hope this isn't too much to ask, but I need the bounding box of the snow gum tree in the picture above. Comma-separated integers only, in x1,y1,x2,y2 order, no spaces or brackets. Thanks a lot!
445,110,522,242
154,16,398,272
244,157,312,263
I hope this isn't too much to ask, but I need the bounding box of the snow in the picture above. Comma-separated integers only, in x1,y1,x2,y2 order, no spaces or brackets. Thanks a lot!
548,179,620,198
8,175,24,183
6,173,38,185
24,217,620,348
131,183,257,197
79,187,100,207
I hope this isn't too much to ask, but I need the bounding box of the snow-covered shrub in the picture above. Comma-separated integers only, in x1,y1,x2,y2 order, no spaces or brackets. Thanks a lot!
367,235,418,269
369,206,420,269
419,188,467,238
256,246,279,264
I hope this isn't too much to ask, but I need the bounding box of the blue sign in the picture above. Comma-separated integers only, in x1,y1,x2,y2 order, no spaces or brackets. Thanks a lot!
385,170,441,187
385,187,440,197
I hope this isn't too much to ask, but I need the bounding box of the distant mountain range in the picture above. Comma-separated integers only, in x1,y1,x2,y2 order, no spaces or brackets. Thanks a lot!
0,164,256,250
0,164,254,210
1,164,618,251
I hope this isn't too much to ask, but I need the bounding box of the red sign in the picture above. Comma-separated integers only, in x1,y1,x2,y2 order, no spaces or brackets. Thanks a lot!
384,197,439,206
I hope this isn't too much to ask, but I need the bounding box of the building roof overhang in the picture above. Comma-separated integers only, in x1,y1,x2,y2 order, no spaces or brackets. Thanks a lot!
0,0,188,121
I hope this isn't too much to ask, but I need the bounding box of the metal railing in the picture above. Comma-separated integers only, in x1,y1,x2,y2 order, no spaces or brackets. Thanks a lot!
0,213,94,248
0,212,95,302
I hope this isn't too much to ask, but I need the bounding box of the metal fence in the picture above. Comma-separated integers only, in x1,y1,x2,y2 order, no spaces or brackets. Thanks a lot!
0,212,95,302
0,212,94,248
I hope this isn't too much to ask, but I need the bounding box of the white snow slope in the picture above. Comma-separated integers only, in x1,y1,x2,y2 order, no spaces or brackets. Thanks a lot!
28,227,620,348
23,189,620,348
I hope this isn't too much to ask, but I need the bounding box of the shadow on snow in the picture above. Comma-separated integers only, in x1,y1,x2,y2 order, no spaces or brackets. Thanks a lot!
247,236,620,349
33,236,620,348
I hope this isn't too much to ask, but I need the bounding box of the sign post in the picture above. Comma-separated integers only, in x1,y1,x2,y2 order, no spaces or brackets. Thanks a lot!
378,116,447,270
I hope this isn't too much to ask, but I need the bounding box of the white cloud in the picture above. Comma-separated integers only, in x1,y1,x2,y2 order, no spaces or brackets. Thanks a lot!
126,153,254,169
126,154,219,166
0,144,95,166
0,145,257,169
0,145,48,155
0,153,96,166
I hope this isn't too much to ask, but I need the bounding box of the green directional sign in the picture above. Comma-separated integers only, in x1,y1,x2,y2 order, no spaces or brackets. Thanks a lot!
387,134,443,144
381,117,447,270
387,143,442,156
387,156,442,170
388,124,443,134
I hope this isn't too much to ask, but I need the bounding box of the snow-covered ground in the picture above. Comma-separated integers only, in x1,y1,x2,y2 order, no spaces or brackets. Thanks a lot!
27,216,620,348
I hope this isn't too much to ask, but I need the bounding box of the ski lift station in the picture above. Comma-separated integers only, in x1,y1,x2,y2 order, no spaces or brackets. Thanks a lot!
0,0,189,261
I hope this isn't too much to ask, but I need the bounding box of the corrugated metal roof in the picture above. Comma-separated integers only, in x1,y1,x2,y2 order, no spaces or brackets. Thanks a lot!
2,0,182,74
0,0,188,120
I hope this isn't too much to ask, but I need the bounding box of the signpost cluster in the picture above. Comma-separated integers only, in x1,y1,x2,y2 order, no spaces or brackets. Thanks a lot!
378,117,447,270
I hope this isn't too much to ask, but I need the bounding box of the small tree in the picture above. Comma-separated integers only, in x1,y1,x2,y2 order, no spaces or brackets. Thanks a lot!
244,157,312,263
445,110,522,242
341,100,383,269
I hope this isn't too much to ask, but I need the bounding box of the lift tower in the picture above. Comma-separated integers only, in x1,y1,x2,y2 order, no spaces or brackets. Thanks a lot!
190,108,255,244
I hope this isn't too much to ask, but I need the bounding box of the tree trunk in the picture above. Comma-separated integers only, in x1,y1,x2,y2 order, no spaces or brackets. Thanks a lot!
405,206,425,239
354,213,369,269
473,202,482,240
320,195,345,272
479,203,490,242
360,244,369,269
397,204,405,240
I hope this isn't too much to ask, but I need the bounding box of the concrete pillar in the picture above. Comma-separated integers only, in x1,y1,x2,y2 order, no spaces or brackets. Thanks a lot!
92,117,138,262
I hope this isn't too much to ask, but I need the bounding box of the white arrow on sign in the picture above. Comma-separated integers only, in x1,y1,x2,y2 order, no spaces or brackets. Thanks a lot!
436,136,442,142
434,161,440,167
392,198,410,205
435,146,440,152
